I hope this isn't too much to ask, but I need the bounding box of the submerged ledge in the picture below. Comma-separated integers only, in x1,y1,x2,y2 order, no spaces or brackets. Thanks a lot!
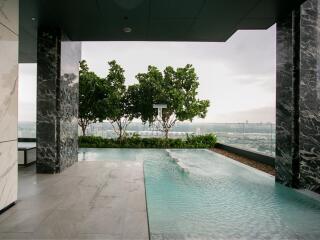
165,149,190,173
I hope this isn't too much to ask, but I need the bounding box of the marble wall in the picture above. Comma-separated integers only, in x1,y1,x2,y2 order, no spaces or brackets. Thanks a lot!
59,37,81,171
299,0,320,193
275,13,296,187
37,28,81,174
0,0,18,210
276,0,320,194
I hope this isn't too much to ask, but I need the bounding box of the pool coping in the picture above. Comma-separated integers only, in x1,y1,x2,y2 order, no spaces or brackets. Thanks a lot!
206,149,320,203
205,149,275,179
214,143,275,166
142,162,151,240
295,189,320,202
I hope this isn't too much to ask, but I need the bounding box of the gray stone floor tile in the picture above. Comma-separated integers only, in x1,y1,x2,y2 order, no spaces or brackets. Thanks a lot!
0,232,33,239
31,209,88,239
15,194,63,211
92,195,127,210
55,186,98,210
75,233,122,240
78,208,125,235
0,209,53,233
1,161,149,239
122,211,149,240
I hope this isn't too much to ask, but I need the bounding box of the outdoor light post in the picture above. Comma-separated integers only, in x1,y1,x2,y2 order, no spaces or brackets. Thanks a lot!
153,104,167,119
152,104,167,137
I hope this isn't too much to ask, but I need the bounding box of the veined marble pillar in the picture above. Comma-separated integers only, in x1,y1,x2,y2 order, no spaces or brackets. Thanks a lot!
299,0,320,193
36,28,81,174
276,0,320,194
275,11,296,187
0,0,19,211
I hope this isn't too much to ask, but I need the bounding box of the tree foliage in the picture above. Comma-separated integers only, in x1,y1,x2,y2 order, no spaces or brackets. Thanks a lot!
78,60,108,136
105,60,134,140
129,64,210,138
79,60,210,140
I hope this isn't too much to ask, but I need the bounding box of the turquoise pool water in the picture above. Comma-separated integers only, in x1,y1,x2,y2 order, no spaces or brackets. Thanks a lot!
78,148,142,161
78,148,320,239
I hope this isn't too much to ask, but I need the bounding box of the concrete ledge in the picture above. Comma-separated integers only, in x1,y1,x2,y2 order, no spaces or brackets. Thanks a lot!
215,143,275,167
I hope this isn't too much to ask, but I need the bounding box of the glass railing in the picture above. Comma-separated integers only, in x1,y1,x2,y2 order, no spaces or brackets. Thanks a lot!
213,123,275,156
18,121,36,138
18,121,275,156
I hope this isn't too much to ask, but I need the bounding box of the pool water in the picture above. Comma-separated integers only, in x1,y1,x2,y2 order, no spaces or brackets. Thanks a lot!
78,149,320,239
78,148,143,161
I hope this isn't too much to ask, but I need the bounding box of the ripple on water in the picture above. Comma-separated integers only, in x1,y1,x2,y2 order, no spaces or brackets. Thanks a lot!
144,149,320,240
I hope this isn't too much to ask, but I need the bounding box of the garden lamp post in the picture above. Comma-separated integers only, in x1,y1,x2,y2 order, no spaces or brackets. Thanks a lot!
152,104,167,137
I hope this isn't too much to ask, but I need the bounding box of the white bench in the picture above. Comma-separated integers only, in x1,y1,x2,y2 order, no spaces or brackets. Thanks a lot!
18,142,36,166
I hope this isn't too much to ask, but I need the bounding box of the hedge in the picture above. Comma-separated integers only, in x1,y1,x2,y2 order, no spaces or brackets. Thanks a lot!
78,134,217,149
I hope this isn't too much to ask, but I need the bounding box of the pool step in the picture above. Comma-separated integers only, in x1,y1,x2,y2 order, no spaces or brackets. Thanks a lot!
165,150,189,173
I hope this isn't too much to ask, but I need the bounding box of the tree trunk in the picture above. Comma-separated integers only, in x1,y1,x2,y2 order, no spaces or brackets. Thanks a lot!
81,125,86,136
118,122,123,141
164,128,169,139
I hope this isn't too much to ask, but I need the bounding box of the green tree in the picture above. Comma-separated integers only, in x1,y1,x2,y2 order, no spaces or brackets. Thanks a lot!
131,64,210,138
78,60,108,136
105,60,134,140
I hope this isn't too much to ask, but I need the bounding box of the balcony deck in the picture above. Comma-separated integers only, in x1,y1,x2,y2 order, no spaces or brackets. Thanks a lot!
0,160,148,240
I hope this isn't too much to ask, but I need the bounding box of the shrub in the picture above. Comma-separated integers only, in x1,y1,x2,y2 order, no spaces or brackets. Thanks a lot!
78,134,217,149
186,133,217,148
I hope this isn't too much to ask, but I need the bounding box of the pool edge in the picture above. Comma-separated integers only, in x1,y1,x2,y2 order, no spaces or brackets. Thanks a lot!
205,149,275,179
143,160,151,240
295,189,320,203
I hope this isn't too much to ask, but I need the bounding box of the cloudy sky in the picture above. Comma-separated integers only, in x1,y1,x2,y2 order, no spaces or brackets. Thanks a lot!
19,24,276,123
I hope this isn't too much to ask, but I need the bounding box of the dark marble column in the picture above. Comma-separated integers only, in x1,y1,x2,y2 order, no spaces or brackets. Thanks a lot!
275,11,296,187
36,27,81,173
276,0,320,193
299,0,320,193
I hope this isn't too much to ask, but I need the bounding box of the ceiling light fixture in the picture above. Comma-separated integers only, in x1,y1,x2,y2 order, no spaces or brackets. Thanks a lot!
123,27,132,33
31,17,36,21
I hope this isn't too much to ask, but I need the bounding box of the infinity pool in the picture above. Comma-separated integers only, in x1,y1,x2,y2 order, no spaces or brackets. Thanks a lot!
79,148,320,240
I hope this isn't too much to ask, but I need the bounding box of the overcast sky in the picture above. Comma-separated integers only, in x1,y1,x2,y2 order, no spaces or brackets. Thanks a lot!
19,24,276,123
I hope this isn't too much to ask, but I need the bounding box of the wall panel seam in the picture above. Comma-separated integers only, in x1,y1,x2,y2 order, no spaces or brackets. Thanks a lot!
0,139,17,144
0,22,18,36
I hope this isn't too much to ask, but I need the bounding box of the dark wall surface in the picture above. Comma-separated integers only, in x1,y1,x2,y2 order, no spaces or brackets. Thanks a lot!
276,0,320,193
37,28,81,173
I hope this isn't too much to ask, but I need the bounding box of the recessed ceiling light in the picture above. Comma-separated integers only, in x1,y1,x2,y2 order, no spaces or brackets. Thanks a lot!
123,27,132,33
